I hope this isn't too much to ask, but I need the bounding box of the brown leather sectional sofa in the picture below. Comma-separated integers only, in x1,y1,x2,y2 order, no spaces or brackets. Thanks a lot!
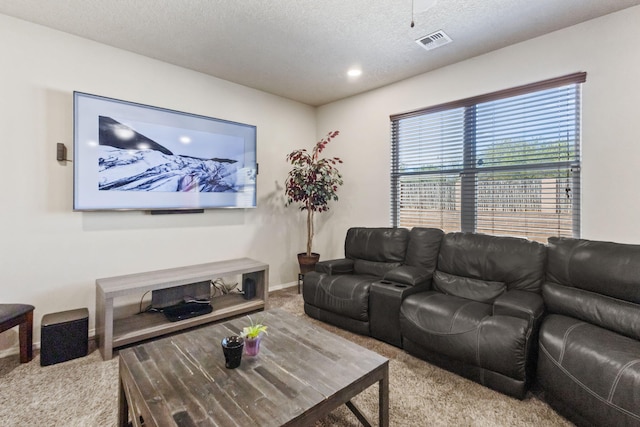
302,227,640,427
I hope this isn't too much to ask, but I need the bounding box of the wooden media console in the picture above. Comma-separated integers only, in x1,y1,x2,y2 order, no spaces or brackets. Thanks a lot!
96,258,268,360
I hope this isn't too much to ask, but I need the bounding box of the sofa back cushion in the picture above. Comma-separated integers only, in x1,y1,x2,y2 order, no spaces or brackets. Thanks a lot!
546,237,640,303
544,237,640,340
437,232,546,292
433,270,506,303
344,227,409,276
404,227,444,272
345,227,409,262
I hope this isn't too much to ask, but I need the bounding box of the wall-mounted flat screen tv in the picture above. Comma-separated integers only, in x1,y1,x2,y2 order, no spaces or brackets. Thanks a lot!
73,92,257,211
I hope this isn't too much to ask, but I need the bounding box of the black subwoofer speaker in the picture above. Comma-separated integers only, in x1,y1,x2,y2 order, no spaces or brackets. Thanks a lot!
40,308,89,366
242,277,256,300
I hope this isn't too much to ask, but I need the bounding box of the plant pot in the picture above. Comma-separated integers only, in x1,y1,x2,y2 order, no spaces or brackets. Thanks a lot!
297,252,320,274
244,335,262,356
221,336,244,369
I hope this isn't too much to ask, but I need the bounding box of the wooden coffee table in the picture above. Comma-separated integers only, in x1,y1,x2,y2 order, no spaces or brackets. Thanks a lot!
118,308,389,426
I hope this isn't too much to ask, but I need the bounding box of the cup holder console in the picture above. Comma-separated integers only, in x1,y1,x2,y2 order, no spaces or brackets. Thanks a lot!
380,280,407,288
370,280,413,347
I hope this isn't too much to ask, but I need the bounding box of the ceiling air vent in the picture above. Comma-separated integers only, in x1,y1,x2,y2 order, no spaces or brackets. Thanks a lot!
415,30,452,51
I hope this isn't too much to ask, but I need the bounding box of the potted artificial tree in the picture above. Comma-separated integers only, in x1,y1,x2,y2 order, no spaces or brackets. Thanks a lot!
285,131,344,273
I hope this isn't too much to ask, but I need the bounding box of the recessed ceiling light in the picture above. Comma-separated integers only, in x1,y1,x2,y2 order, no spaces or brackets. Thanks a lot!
347,68,362,77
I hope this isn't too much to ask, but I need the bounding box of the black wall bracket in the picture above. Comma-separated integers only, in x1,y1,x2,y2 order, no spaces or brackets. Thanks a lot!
57,143,71,162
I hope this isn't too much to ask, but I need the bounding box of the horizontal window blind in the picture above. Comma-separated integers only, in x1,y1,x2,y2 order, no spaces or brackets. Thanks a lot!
391,72,585,242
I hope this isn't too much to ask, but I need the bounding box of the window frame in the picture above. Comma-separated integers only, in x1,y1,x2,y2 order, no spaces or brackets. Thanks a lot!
390,72,586,239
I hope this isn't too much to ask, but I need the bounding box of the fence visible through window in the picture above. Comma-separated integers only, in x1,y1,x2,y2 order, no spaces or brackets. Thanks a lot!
398,177,574,242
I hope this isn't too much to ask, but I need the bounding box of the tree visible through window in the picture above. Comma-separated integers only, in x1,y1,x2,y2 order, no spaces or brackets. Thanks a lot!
390,73,586,242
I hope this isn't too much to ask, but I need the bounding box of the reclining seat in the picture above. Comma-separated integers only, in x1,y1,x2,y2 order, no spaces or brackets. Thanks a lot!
538,237,640,427
400,232,546,399
303,227,409,335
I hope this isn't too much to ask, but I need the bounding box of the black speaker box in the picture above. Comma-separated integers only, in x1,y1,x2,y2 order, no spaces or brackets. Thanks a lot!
242,277,256,300
40,308,89,366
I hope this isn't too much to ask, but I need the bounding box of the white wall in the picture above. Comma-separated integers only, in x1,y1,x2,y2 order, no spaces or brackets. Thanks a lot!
3,6,640,356
316,5,640,259
0,14,316,351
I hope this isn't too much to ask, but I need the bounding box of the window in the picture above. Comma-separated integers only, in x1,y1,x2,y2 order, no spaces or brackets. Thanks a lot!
390,73,586,242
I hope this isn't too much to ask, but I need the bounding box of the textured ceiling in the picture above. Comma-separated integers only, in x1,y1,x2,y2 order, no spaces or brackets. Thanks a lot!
1,0,639,106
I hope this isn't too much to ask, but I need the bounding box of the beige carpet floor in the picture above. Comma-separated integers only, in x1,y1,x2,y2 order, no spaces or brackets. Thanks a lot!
0,288,573,426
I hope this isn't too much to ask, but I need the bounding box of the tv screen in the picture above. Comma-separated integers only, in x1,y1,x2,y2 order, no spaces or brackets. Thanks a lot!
73,92,257,211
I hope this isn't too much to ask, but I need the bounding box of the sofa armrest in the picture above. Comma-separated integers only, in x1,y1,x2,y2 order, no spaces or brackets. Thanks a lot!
383,266,432,287
494,290,544,327
314,258,354,275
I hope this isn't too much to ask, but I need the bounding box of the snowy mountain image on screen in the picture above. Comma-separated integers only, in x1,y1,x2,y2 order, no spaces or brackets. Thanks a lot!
97,116,239,192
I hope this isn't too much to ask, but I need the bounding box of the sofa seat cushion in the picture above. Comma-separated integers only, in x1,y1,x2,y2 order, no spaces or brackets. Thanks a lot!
401,292,492,335
401,292,529,380
302,272,374,322
538,314,640,425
